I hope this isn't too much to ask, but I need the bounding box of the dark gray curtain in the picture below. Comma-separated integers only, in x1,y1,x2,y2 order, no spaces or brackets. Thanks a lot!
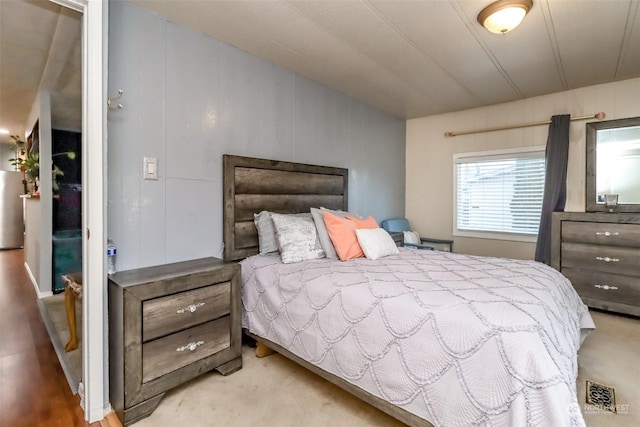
535,114,571,264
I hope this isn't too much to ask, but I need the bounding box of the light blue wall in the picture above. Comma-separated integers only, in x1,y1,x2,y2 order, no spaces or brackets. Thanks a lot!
108,1,406,271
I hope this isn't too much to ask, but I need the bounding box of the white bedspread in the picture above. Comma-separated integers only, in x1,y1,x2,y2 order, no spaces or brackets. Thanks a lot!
241,248,595,427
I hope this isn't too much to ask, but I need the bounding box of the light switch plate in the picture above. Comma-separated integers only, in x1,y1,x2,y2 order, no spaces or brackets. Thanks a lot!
143,157,158,180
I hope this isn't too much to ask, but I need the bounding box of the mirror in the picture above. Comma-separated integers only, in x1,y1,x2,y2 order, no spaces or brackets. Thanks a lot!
586,116,640,212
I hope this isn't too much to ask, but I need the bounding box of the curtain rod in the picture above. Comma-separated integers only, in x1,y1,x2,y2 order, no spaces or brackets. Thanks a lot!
444,112,606,138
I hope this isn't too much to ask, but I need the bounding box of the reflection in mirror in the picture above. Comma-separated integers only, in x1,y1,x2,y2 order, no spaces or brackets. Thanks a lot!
596,125,640,204
586,117,640,212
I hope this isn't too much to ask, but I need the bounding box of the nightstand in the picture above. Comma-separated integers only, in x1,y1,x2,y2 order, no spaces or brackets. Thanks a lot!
420,237,454,252
386,231,453,252
109,257,242,425
387,231,404,247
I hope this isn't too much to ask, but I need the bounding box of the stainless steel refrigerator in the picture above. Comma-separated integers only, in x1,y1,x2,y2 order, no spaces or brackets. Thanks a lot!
0,171,24,249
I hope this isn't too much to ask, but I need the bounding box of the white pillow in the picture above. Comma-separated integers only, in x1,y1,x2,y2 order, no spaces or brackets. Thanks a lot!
356,228,399,260
271,213,325,263
403,230,421,245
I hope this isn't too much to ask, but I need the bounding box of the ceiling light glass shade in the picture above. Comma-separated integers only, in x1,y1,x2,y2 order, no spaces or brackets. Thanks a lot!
478,0,533,34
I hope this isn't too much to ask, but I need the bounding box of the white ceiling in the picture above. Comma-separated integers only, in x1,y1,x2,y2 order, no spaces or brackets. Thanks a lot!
132,0,640,119
1,0,639,145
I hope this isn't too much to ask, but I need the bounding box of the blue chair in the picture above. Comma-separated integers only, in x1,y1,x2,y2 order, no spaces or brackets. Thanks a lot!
380,218,453,252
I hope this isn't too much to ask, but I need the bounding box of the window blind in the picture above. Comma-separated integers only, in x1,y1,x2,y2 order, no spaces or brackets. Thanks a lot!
455,150,545,236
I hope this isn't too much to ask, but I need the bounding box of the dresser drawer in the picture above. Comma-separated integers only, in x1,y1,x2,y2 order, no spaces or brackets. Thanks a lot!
142,282,231,342
563,267,640,307
562,221,640,248
142,316,231,382
561,242,640,276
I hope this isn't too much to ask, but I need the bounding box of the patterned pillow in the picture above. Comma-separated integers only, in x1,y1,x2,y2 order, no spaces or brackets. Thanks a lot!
254,211,311,254
271,213,325,264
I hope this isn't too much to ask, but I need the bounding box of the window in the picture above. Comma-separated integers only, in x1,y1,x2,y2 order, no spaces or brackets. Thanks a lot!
454,146,546,242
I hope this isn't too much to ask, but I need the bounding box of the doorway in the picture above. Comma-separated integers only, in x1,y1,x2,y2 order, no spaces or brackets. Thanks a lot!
0,0,107,422
46,0,108,422
59,0,108,422
6,0,85,393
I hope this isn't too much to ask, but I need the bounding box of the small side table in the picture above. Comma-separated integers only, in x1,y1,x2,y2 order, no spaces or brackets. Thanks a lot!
109,257,242,425
385,231,453,252
420,237,454,252
387,231,404,247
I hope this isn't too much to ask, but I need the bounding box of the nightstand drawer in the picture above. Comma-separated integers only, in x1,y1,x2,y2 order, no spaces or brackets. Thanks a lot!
142,316,231,382
142,282,231,342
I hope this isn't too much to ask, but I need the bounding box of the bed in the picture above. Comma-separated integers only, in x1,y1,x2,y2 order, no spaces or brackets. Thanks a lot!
222,154,595,427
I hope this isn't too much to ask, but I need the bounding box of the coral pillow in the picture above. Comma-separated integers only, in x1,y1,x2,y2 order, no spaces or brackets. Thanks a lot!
323,212,379,261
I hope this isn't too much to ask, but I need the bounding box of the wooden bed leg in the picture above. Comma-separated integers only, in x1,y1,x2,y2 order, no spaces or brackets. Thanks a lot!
64,285,78,352
255,341,275,358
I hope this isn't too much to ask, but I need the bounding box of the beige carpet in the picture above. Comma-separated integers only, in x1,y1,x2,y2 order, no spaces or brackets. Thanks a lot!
578,310,640,427
134,344,405,427
40,293,82,391
130,309,640,427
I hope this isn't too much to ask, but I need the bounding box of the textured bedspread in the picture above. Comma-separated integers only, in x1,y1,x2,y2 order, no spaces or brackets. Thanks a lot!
241,248,595,427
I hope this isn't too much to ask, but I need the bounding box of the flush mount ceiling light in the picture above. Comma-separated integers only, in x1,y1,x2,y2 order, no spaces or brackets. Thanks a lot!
478,0,533,34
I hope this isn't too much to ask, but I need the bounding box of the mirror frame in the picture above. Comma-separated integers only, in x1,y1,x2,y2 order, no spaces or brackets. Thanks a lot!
586,116,640,213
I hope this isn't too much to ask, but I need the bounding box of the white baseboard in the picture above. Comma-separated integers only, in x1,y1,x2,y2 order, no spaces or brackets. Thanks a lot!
24,262,53,298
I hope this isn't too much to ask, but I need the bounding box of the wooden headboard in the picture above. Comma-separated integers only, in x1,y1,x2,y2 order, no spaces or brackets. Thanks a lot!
223,155,348,261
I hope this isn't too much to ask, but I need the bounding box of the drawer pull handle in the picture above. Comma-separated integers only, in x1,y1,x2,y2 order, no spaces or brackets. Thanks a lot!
176,341,205,352
595,231,619,237
176,302,205,314
594,284,619,291
595,256,619,263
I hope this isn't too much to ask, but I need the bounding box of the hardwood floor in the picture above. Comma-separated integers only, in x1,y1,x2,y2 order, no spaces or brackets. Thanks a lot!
0,249,98,427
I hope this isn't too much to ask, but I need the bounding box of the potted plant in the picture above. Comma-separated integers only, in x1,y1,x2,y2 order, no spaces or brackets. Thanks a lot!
7,135,73,194
8,135,28,194
23,152,40,192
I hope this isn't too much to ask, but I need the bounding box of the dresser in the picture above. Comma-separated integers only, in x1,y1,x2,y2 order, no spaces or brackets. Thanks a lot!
109,257,242,425
551,212,640,316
